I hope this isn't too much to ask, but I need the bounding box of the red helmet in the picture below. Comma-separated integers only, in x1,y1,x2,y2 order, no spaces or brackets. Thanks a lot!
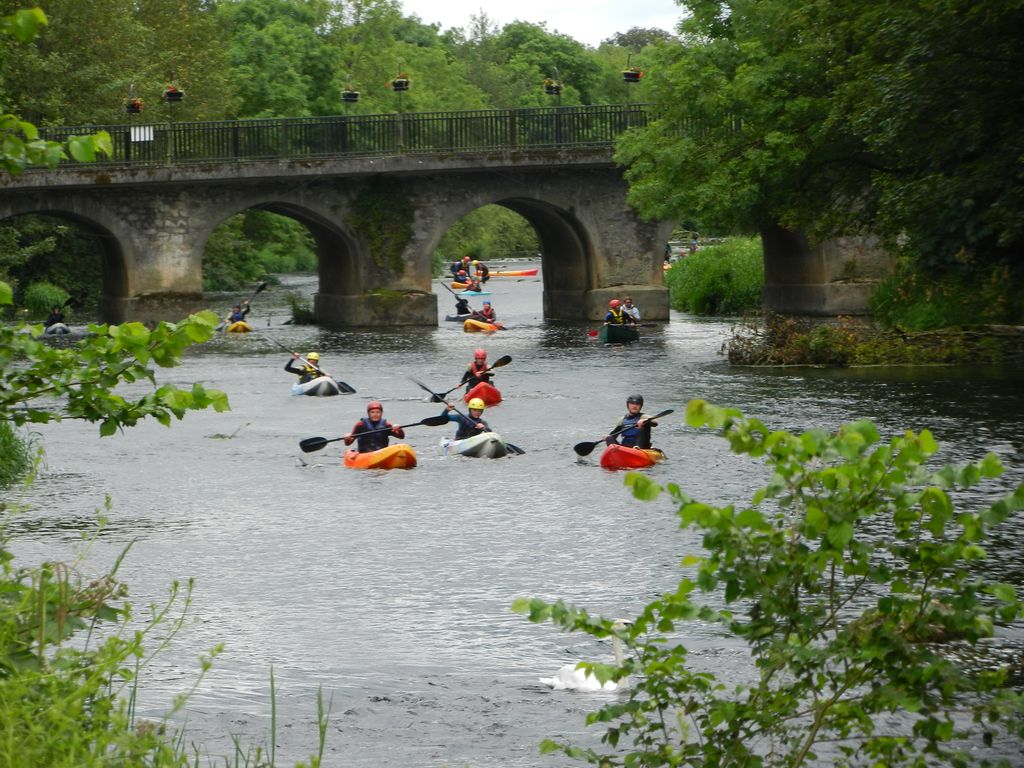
609,299,621,308
367,401,383,412
474,348,486,359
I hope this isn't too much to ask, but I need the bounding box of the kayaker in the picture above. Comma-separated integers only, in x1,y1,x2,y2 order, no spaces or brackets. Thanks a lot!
344,401,405,452
622,296,640,322
472,259,490,283
604,299,635,326
442,398,490,439
44,305,69,334
470,300,496,324
457,272,483,292
605,394,658,449
449,259,465,279
454,296,472,316
225,300,250,324
284,351,324,384
461,348,494,392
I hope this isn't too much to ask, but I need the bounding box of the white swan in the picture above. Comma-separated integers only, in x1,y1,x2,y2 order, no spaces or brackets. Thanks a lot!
539,619,632,692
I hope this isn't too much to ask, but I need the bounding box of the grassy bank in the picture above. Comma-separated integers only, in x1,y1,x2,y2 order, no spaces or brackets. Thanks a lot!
664,236,764,315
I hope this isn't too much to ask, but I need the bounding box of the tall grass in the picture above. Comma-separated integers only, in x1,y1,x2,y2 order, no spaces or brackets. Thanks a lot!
0,422,31,489
664,236,764,315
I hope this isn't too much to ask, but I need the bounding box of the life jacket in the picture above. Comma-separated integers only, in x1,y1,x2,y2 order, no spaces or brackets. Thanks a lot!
228,309,246,322
469,360,491,380
299,364,321,384
478,306,495,321
455,413,489,440
617,412,651,448
607,307,626,324
356,417,391,452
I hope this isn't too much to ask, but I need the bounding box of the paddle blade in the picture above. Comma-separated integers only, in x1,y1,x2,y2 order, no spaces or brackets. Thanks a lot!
573,440,601,457
490,354,512,369
419,414,451,427
587,329,599,337
506,442,526,455
299,436,332,453
334,379,357,394
409,377,444,402
254,281,269,294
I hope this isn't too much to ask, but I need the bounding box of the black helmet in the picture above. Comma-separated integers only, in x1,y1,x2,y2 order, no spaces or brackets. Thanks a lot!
627,394,644,406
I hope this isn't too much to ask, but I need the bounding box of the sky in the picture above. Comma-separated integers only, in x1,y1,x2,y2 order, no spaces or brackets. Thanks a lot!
397,0,683,48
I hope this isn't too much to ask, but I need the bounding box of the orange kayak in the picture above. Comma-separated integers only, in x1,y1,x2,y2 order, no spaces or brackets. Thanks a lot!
599,444,665,470
463,318,501,333
463,382,502,406
487,268,538,277
343,444,417,470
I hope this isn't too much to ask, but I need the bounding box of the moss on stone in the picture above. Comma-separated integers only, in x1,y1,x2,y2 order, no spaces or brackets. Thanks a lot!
345,183,414,275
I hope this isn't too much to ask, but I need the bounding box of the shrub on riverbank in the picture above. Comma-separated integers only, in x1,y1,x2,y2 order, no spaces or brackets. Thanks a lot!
870,261,1024,331
0,422,31,488
518,400,1024,767
724,314,1024,366
664,237,763,315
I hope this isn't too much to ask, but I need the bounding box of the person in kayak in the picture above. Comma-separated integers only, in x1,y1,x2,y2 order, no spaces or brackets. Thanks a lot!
471,259,490,283
225,300,251,324
44,305,69,334
470,300,496,324
622,296,640,322
454,296,472,316
461,348,494,392
442,397,490,439
604,299,635,326
605,394,658,448
284,351,324,384
457,271,483,292
344,401,405,452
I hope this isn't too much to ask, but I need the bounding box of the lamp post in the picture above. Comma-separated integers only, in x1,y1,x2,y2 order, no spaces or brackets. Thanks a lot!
391,69,409,150
622,54,642,128
123,83,142,161
163,80,184,163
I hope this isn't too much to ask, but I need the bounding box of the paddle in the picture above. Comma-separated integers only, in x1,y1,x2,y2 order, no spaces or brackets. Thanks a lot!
573,409,674,457
410,356,512,402
299,414,450,453
444,403,526,456
217,281,269,330
256,331,357,394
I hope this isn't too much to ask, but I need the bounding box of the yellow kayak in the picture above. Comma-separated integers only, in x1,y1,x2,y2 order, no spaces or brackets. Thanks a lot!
225,321,254,333
463,318,501,333
343,444,417,470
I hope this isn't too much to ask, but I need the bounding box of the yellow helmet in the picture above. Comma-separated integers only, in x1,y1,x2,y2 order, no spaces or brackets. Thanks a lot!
467,398,486,410
307,352,320,361
471,259,479,265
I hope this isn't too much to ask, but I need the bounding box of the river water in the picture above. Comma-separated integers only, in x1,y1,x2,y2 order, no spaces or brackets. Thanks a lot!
8,264,1024,766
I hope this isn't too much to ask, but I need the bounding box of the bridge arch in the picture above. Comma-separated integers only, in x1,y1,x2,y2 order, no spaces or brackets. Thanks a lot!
0,203,130,319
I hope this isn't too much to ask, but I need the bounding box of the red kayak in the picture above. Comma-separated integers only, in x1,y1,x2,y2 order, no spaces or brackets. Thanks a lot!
463,381,502,406
599,444,665,470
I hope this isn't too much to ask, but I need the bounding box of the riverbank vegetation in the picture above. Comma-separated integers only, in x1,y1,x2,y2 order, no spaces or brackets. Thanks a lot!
664,236,763,315
517,400,1024,766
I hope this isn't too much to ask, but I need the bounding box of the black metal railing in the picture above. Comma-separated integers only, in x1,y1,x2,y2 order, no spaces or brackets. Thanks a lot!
37,104,655,168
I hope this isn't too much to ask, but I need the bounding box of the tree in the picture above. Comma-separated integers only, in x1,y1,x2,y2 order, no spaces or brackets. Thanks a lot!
517,400,1024,767
615,0,1024,271
601,26,677,50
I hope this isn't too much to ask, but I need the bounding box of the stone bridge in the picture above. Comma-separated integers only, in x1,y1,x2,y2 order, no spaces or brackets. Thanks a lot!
0,145,671,326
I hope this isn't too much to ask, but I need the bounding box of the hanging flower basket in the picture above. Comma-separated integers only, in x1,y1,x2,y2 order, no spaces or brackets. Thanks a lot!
124,98,144,114
391,76,410,92
622,67,643,83
543,78,561,96
342,90,360,103
163,86,184,102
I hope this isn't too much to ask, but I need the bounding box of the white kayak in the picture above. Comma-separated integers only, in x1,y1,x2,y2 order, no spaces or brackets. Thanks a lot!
44,322,72,335
291,377,343,397
440,431,508,458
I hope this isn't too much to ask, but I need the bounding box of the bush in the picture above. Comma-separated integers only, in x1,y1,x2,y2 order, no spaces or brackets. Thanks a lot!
665,236,763,315
22,282,68,317
870,261,1024,330
517,401,1024,768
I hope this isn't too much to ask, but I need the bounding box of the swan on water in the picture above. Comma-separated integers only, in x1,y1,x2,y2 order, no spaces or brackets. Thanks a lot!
539,619,632,692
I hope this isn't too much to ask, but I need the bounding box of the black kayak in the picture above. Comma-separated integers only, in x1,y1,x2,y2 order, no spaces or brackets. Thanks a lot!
444,313,473,322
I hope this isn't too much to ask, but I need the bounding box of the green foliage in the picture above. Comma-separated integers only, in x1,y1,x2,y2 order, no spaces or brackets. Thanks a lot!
345,183,414,273
870,260,1024,331
0,282,229,435
21,281,67,316
0,420,30,488
517,400,1024,767
284,291,315,324
203,211,315,291
435,205,539,268
615,0,1024,273
664,236,763,315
